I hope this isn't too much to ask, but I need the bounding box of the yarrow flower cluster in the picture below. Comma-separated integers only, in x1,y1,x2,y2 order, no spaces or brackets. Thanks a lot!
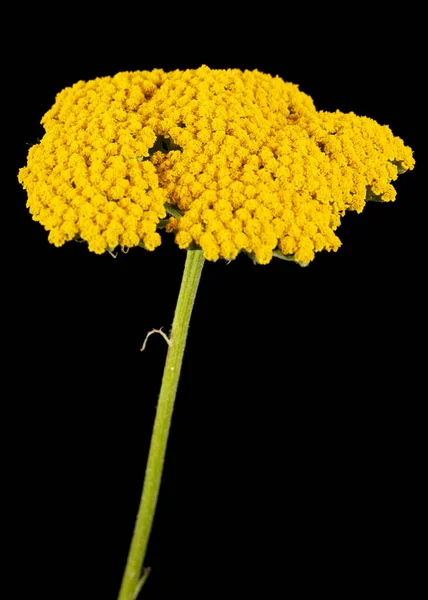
18,65,414,265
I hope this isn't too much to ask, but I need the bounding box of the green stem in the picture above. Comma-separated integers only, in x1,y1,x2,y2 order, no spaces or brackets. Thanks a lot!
118,249,205,600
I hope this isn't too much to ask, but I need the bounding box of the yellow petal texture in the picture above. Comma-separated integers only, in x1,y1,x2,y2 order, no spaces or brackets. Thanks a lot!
18,65,414,263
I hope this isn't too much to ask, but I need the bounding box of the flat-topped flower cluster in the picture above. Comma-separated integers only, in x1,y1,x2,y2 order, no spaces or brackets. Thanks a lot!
18,65,414,264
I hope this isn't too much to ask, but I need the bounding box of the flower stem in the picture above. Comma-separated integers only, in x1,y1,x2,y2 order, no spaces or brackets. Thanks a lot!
118,249,205,600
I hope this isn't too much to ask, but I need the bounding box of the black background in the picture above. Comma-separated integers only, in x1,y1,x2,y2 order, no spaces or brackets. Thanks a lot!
7,6,424,599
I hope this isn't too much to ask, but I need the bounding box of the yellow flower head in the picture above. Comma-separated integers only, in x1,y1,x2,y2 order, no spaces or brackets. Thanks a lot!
18,65,415,265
